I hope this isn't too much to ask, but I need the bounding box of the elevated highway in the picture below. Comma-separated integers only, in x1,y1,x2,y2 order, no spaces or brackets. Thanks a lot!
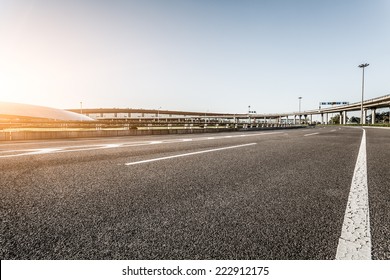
303,94,390,124
68,94,390,125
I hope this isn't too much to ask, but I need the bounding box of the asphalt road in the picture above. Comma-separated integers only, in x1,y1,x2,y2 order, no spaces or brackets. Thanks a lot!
0,126,388,260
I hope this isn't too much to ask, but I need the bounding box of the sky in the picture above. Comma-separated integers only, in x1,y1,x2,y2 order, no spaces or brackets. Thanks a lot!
0,0,389,114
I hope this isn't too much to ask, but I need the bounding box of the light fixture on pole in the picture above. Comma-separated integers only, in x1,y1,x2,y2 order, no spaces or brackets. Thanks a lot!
298,97,302,124
248,105,251,126
157,106,162,122
358,63,369,125
298,97,302,113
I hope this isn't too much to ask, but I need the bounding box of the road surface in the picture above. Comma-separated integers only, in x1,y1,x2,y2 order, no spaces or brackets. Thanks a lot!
0,126,389,259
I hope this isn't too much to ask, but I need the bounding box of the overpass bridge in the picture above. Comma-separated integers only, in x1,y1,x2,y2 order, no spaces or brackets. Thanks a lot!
68,94,390,125
303,94,390,124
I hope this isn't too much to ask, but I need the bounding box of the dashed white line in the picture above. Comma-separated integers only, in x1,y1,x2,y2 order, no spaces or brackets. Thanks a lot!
336,129,371,260
304,132,319,137
0,132,283,158
105,144,122,148
125,143,257,166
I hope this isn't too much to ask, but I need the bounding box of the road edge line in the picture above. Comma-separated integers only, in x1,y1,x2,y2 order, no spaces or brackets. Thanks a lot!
335,128,371,260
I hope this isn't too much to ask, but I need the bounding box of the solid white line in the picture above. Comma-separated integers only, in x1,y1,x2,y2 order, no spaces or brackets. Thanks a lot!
125,143,257,166
304,132,319,137
24,148,63,155
336,129,371,260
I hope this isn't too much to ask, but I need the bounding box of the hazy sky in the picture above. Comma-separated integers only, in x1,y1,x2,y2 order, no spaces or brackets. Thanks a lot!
0,0,389,113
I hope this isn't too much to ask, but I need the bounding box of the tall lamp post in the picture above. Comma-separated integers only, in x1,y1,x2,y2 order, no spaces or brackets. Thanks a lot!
157,106,162,122
358,63,369,125
298,97,302,124
80,102,83,122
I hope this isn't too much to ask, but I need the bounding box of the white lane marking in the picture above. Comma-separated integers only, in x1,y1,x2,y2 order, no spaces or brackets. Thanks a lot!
0,144,101,154
304,132,319,137
24,148,63,155
0,149,37,154
336,129,371,260
125,143,257,166
0,132,283,158
331,129,337,132
105,144,122,148
0,148,63,158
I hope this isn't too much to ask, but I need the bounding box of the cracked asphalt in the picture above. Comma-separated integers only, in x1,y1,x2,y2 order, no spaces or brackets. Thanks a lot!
0,126,388,259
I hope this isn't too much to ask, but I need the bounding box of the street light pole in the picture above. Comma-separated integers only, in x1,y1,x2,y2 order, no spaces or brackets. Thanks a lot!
157,106,161,122
79,101,83,122
358,63,369,125
298,97,302,124
248,105,251,126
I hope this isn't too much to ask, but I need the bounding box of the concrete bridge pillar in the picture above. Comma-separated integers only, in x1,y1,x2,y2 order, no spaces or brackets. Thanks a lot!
321,113,324,124
363,109,367,124
371,108,376,124
343,111,347,125
325,113,329,124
